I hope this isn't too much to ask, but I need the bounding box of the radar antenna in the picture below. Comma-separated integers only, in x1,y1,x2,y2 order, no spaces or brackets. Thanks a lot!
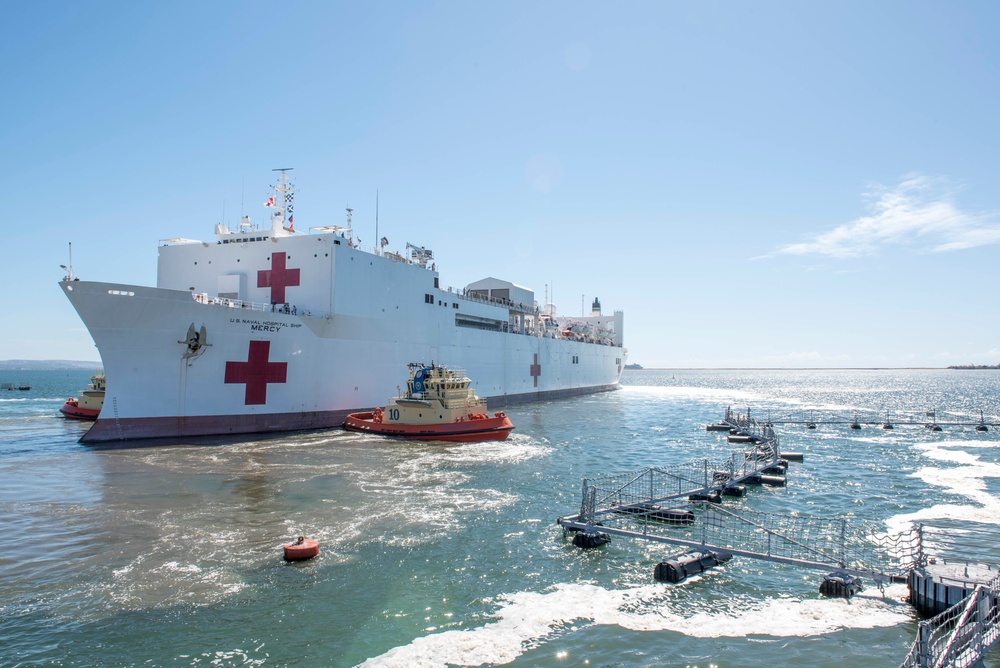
405,242,434,268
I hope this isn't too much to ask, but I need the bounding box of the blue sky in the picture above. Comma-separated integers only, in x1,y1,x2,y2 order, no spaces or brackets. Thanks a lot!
3,1,999,367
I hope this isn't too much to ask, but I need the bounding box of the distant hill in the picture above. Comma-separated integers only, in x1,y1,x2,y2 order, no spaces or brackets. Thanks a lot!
0,360,102,371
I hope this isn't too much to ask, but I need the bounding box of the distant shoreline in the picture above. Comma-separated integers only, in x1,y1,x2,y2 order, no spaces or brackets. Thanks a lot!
0,360,102,371
623,366,990,371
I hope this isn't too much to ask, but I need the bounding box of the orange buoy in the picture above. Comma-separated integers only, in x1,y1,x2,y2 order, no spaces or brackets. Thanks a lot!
283,536,320,561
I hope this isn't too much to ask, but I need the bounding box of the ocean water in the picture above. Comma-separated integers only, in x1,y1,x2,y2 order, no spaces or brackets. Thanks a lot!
1,368,999,667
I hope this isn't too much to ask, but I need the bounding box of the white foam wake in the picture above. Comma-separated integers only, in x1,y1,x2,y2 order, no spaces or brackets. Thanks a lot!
887,439,1000,534
621,385,758,403
357,582,911,667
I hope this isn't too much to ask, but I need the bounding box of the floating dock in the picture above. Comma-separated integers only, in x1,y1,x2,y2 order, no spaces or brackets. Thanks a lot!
710,405,996,432
0,382,31,391
908,562,997,616
560,408,1000,668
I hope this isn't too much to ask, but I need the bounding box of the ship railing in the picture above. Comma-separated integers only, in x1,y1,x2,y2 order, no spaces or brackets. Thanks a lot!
453,290,535,314
192,292,304,315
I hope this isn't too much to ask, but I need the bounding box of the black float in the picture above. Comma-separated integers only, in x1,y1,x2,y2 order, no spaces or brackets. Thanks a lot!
654,550,734,584
819,572,863,598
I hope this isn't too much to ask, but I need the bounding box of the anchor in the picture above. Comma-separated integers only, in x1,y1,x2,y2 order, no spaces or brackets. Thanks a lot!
179,323,211,361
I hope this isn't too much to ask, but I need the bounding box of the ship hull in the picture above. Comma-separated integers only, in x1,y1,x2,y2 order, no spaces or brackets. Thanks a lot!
61,280,623,443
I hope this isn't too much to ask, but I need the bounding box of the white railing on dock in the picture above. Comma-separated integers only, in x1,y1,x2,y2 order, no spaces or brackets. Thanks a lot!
899,582,1000,668
693,506,920,578
919,524,1000,569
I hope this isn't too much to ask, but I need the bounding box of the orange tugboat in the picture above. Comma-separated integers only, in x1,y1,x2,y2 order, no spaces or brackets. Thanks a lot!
59,370,106,420
344,363,514,442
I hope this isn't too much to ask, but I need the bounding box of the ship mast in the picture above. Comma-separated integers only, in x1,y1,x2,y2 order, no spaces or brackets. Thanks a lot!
270,167,295,236
60,242,74,281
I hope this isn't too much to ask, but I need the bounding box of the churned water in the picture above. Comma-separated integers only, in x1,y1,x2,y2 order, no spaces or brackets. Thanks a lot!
1,368,999,667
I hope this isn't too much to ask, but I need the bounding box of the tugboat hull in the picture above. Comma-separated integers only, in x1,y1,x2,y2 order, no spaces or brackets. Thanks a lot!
343,411,514,442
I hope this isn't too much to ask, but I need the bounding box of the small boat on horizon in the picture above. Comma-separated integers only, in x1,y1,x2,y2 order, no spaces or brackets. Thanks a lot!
59,370,106,420
343,363,514,442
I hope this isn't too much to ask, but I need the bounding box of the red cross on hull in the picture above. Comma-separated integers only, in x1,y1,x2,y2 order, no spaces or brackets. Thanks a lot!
257,252,300,304
224,340,288,405
530,353,541,387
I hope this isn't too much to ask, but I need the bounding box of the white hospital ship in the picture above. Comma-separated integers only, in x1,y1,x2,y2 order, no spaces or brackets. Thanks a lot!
60,170,625,443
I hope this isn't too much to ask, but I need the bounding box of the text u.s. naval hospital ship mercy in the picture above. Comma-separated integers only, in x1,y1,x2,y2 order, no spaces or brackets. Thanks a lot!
60,170,625,443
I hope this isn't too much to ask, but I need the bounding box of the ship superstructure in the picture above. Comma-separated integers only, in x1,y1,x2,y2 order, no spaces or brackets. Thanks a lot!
60,170,625,442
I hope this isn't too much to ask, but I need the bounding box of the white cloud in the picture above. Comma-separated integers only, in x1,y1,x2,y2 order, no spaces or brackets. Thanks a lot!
777,175,1000,258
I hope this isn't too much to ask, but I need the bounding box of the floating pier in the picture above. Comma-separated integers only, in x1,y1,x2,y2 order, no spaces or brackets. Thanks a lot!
560,417,794,550
908,563,997,616
710,405,999,432
558,414,804,581
0,382,31,391
560,408,1000,667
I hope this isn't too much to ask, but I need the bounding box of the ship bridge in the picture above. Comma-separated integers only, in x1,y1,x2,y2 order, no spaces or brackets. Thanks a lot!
462,278,624,345
465,277,534,310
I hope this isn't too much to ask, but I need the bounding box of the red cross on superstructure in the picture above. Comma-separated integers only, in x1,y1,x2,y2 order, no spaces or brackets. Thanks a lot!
257,252,300,304
224,340,288,405
530,353,541,387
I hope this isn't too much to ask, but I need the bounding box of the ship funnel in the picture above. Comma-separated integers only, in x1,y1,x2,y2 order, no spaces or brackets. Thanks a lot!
591,297,602,315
